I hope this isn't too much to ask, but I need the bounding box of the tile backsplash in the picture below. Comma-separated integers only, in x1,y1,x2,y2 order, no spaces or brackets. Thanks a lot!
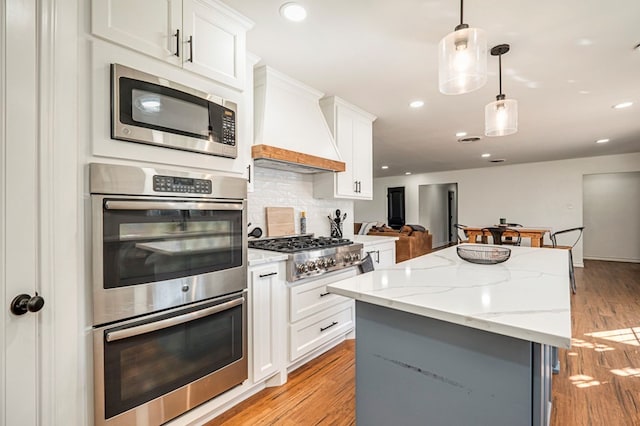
248,167,354,238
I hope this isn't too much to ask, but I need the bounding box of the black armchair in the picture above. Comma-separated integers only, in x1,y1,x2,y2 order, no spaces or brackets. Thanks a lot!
481,227,522,246
546,227,585,294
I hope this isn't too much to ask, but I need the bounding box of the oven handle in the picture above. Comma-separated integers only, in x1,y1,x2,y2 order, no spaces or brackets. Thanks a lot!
105,297,244,342
104,200,243,211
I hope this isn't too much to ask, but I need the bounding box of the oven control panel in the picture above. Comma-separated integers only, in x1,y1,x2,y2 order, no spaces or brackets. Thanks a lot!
153,175,212,194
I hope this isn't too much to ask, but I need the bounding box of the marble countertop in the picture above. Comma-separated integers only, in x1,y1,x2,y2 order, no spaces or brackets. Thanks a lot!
352,235,399,246
248,248,288,266
327,244,572,348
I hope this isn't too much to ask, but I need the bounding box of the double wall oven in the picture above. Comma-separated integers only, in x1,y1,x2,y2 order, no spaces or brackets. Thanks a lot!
90,163,248,426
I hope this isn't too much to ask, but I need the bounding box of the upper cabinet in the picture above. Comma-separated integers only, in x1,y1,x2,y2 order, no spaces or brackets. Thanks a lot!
314,96,376,200
92,0,253,90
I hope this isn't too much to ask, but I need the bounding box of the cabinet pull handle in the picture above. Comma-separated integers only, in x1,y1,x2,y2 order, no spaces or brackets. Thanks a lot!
174,29,180,57
247,164,252,183
320,321,338,332
319,292,331,297
367,250,380,263
354,181,358,193
187,35,193,62
259,271,277,278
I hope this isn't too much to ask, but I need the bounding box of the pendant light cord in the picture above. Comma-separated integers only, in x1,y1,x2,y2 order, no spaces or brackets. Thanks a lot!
460,0,464,26
498,54,503,97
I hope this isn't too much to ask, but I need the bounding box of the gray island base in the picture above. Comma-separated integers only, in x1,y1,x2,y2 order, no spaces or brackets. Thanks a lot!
356,301,552,426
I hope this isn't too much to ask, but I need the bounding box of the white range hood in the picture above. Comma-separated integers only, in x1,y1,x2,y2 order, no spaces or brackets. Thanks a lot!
252,66,345,173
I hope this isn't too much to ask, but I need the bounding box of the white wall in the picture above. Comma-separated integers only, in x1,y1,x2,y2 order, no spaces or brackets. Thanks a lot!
418,183,457,248
583,172,640,262
249,167,354,238
355,153,640,266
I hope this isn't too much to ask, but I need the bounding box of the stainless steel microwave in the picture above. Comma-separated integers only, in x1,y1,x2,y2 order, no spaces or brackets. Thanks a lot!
111,63,237,158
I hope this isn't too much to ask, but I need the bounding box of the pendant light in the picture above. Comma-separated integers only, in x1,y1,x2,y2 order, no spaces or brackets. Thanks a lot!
485,44,518,136
438,0,487,95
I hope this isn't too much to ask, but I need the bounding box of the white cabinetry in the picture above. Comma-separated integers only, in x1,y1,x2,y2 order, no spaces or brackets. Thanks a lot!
288,271,355,363
364,240,396,268
249,263,286,384
314,96,376,200
92,0,252,89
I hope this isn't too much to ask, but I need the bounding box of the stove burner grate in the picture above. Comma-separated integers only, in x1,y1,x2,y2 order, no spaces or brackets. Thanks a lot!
248,236,353,253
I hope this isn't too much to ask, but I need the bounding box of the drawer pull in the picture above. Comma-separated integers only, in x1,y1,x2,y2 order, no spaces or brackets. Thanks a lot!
259,272,277,278
320,321,338,332
319,292,331,297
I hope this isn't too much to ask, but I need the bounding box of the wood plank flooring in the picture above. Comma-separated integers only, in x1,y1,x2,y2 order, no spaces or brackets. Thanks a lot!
206,260,640,426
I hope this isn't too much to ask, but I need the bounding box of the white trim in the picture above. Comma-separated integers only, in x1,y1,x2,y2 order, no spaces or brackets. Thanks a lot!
583,256,639,264
0,0,7,423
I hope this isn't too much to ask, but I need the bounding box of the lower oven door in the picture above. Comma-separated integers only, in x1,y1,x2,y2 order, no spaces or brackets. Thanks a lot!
93,293,247,426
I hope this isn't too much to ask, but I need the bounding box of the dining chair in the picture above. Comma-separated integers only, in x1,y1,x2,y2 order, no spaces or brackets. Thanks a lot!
454,223,468,243
545,227,585,294
503,223,523,244
481,227,522,246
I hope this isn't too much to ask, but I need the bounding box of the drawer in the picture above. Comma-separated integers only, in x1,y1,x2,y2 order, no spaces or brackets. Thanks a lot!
289,271,354,322
289,300,354,362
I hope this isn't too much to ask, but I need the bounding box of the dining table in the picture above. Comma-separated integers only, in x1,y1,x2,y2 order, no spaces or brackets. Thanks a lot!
463,226,551,247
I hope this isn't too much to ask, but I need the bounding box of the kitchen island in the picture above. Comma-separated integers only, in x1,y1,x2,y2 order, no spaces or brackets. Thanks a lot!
327,244,571,426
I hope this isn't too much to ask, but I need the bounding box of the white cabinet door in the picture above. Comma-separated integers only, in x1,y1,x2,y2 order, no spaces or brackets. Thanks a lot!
353,115,373,198
364,241,396,268
92,0,182,66
334,106,356,197
249,264,284,383
315,97,375,200
92,0,250,89
182,0,247,89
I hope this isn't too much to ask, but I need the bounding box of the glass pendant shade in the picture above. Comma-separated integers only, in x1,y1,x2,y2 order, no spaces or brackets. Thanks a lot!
485,98,518,136
438,27,487,95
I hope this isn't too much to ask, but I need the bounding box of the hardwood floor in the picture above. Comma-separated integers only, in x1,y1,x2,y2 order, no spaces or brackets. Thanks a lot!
207,260,640,426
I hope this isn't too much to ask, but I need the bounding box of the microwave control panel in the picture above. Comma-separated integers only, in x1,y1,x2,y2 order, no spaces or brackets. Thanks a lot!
221,110,236,146
153,175,212,194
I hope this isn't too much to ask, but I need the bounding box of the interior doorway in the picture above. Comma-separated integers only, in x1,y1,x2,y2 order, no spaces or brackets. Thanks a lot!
418,183,458,248
387,187,405,229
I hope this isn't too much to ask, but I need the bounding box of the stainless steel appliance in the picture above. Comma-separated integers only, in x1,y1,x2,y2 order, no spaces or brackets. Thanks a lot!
90,163,248,426
111,64,237,158
248,235,363,282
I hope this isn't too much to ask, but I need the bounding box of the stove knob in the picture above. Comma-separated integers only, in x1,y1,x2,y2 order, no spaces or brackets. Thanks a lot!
306,261,316,271
296,263,307,273
315,259,324,269
344,254,352,262
354,253,361,261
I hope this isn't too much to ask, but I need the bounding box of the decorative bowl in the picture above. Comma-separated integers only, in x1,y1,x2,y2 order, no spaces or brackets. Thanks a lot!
456,245,511,265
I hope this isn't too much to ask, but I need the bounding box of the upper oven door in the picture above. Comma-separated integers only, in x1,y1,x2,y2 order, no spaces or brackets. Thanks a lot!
92,196,247,325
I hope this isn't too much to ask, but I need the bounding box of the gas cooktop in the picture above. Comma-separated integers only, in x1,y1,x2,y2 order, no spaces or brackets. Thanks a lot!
248,235,352,253
248,235,363,282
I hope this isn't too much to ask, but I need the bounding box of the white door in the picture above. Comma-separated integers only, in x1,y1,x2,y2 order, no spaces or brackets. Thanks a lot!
1,0,40,424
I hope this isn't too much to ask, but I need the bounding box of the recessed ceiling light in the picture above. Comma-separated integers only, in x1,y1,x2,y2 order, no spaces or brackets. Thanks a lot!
579,90,590,95
381,165,389,170
596,138,610,144
612,101,633,109
405,172,412,175
481,153,491,158
456,131,467,137
279,3,307,22
409,100,424,108
633,42,640,51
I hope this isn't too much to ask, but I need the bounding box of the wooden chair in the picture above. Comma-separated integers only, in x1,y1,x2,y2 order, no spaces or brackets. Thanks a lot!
503,223,523,244
545,227,585,294
481,227,522,246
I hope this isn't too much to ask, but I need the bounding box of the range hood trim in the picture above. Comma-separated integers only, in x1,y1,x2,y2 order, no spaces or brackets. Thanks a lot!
252,144,346,173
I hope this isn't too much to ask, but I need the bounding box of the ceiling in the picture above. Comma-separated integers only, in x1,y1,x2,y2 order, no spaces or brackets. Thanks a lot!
224,0,640,177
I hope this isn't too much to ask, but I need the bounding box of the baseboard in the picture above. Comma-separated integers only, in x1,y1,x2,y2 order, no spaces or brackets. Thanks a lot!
583,256,640,263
